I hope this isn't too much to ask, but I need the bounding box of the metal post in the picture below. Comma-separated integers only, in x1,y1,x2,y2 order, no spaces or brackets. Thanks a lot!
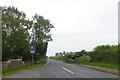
32,53,34,64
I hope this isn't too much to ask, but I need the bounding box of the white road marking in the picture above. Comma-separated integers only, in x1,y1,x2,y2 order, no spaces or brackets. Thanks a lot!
62,67,74,74
44,62,49,67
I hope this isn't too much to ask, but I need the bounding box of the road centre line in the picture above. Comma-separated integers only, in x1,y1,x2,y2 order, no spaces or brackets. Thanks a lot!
62,67,74,74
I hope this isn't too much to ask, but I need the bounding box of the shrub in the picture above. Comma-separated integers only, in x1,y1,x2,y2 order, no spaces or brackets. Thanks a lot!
75,56,91,63
90,45,118,64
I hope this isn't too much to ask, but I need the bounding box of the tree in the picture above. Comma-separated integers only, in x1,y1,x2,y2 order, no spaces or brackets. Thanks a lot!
55,53,59,56
2,6,54,62
30,14,54,61
2,6,31,61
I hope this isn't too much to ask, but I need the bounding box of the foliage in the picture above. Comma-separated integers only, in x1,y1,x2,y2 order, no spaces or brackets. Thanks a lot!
75,56,91,63
2,6,54,62
2,6,30,61
74,50,88,59
90,45,118,64
54,44,118,69
64,53,73,59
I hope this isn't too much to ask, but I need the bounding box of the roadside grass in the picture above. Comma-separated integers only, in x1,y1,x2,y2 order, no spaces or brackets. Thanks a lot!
52,57,118,70
51,57,64,61
0,74,2,77
51,56,118,70
2,59,47,77
75,62,118,70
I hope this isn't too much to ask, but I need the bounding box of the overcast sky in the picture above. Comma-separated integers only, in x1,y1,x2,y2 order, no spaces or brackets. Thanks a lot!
1,0,119,56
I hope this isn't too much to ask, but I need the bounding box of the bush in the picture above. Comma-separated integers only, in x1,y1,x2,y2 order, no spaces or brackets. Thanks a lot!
75,56,91,63
90,45,118,64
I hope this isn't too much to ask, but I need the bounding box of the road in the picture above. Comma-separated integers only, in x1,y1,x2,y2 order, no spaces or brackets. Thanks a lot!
5,59,118,78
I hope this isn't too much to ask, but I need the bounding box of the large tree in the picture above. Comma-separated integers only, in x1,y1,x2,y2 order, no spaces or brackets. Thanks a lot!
31,14,54,60
2,6,31,61
2,6,54,62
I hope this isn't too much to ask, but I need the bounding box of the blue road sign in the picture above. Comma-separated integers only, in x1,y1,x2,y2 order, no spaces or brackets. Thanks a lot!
31,46,35,53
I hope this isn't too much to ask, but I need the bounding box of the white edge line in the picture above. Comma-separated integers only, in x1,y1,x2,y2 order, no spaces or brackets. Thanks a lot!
62,67,74,74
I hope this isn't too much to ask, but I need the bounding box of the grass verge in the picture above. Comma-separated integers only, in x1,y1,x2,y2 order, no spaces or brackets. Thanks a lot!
0,74,1,77
75,62,118,70
52,58,118,70
2,59,47,77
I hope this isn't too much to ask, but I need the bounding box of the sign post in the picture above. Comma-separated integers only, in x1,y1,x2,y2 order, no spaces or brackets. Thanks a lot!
31,46,35,64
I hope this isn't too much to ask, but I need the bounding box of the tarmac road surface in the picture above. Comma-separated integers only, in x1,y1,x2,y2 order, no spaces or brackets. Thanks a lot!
5,59,118,78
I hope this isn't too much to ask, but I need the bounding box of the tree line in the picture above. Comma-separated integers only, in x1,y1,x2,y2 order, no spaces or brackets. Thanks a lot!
55,44,118,65
2,6,54,62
